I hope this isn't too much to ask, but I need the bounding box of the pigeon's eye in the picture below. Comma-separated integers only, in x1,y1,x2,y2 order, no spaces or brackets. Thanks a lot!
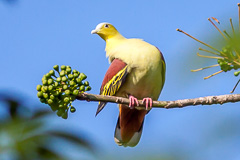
105,24,109,28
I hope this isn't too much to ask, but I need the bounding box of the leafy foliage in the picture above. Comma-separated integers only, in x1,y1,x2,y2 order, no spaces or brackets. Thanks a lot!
0,94,95,160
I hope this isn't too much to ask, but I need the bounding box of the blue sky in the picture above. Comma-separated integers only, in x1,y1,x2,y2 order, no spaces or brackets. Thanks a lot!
1,0,240,159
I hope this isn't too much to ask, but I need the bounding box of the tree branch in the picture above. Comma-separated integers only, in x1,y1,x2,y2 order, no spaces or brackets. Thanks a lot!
76,93,240,110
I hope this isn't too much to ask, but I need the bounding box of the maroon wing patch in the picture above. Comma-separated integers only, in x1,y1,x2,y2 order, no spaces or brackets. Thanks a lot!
100,58,127,93
96,58,128,116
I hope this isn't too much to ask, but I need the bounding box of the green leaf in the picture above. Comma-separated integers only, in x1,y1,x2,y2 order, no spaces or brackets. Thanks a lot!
36,146,65,160
47,131,95,152
31,110,53,119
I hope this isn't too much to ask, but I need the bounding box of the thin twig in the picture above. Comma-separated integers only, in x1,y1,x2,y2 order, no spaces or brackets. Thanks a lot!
238,3,240,32
191,64,219,72
197,51,221,59
230,18,235,34
176,29,222,54
231,79,240,93
204,70,224,79
76,93,240,110
208,18,227,40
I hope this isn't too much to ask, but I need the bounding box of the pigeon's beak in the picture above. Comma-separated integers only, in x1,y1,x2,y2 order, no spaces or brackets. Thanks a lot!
91,29,99,34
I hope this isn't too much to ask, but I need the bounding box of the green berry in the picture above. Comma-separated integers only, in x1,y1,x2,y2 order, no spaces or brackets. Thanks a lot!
62,112,68,119
68,74,74,79
36,85,42,91
48,79,53,85
85,86,91,91
50,95,55,100
73,89,79,96
217,59,224,65
46,73,51,78
63,84,68,90
80,85,85,91
47,99,53,104
42,79,48,85
56,77,61,82
40,98,46,104
61,65,66,70
66,68,72,74
41,86,48,93
42,75,47,81
60,71,65,77
84,81,89,86
54,82,59,87
54,91,60,96
57,109,64,117
64,97,70,103
76,78,82,84
48,85,53,91
73,73,78,78
69,81,75,86
37,91,43,98
72,69,77,73
70,107,76,113
49,70,55,76
222,48,228,54
79,73,87,80
65,90,71,95
53,65,59,72
62,76,67,82
234,71,240,76
43,93,48,99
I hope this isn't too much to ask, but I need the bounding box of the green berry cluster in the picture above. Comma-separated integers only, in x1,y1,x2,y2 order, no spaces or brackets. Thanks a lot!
36,65,91,119
218,45,240,75
217,59,233,72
